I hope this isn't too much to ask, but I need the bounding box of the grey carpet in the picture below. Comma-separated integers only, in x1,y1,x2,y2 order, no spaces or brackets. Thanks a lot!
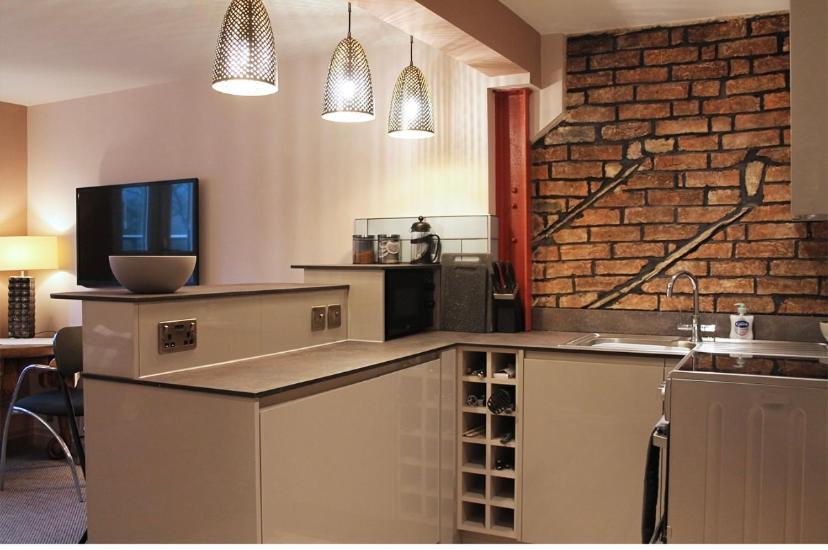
0,454,86,544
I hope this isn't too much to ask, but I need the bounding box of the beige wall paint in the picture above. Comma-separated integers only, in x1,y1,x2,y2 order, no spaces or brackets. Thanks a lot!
0,101,28,336
27,35,492,332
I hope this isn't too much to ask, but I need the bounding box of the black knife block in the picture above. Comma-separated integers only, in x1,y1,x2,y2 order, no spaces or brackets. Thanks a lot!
493,292,524,333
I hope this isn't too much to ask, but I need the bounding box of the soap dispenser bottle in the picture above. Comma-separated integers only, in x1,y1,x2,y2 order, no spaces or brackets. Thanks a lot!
730,303,754,340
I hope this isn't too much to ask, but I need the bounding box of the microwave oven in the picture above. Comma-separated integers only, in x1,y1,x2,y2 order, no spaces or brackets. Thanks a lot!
384,268,437,340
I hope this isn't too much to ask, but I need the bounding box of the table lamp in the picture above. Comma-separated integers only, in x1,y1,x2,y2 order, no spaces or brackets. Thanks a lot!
0,236,58,338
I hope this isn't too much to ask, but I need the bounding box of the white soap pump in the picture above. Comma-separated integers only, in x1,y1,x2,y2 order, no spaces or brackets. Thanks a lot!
729,303,754,340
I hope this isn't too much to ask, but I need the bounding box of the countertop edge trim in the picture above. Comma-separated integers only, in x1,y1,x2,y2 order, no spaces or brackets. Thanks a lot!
50,284,350,303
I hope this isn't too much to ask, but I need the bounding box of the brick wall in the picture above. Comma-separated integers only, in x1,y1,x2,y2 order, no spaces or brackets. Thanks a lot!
531,13,828,316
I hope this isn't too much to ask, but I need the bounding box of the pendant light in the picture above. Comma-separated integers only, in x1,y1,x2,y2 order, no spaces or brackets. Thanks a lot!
321,3,375,122
388,36,434,139
212,0,278,96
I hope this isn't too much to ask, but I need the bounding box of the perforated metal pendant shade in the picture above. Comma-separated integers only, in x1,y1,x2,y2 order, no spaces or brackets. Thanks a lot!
212,0,278,96
321,3,374,122
388,37,434,139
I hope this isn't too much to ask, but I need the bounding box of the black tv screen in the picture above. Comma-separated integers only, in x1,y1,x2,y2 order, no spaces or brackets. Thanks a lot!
76,178,199,287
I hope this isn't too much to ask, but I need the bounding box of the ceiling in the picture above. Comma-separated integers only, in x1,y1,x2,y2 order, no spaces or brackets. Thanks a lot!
498,0,789,36
0,0,393,106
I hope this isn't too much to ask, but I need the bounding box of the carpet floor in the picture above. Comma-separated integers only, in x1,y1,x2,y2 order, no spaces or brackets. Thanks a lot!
0,453,86,544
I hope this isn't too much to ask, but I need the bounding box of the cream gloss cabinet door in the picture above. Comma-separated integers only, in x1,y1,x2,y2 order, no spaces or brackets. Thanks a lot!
259,359,442,543
521,352,666,543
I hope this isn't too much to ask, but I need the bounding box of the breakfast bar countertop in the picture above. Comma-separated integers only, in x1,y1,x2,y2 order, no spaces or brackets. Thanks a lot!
82,330,607,399
50,282,350,303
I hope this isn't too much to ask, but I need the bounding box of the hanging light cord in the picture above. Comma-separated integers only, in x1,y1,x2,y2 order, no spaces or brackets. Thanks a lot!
409,35,414,66
347,2,352,37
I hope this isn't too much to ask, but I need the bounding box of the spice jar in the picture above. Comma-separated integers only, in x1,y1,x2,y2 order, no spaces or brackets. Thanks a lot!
378,234,401,264
352,235,376,264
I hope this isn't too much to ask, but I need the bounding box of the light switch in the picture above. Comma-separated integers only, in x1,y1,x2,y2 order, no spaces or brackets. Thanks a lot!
311,306,327,331
327,304,342,329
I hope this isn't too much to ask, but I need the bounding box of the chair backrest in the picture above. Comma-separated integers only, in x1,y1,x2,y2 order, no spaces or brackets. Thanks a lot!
53,326,83,377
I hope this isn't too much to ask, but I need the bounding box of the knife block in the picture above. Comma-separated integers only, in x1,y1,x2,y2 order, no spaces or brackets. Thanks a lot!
493,291,524,333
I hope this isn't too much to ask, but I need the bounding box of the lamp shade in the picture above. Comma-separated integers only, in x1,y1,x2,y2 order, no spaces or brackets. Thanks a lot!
0,236,58,272
388,37,434,139
321,3,374,123
212,0,278,96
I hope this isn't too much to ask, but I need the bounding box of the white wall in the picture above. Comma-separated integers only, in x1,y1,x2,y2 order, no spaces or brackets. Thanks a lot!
26,31,492,332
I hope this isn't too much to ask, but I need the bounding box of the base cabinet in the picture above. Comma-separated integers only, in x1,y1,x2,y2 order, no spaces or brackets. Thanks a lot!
259,359,443,543
521,352,667,543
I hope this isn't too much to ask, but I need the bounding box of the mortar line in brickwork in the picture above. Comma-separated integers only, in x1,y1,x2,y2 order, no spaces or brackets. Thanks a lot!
532,159,645,247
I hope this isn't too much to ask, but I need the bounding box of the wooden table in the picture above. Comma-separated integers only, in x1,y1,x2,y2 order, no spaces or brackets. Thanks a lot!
0,338,55,453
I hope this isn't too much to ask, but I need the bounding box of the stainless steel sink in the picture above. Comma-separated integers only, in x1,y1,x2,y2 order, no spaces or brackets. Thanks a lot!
695,339,828,359
562,334,696,355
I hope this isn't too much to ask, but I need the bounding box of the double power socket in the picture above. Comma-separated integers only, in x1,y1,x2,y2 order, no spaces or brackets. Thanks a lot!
311,304,342,331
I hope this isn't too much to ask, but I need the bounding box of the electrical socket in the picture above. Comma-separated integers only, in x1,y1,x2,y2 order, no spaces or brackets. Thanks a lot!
311,306,327,331
327,304,342,329
158,319,197,354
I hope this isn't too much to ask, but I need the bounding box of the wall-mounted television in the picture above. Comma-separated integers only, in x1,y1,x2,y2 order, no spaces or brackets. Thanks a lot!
76,178,199,287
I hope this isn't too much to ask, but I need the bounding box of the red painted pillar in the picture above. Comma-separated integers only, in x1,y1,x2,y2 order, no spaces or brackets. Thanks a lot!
493,88,532,331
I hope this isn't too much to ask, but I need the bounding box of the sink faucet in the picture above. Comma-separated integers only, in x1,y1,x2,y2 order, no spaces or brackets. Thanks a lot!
666,271,714,343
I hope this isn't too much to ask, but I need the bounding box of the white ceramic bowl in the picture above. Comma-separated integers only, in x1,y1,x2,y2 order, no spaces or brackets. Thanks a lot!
109,255,196,294
820,321,828,343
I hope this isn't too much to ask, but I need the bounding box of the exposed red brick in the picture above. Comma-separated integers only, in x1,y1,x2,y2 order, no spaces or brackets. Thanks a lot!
722,129,780,149
687,19,747,43
726,224,747,240
666,260,711,276
618,102,671,120
655,117,709,135
677,206,733,223
571,208,621,226
763,183,791,203
576,276,630,291
686,242,733,260
538,180,590,196
637,82,689,100
570,144,623,160
799,241,828,258
594,189,645,207
701,45,716,60
672,100,700,116
611,242,663,258
626,171,676,189
533,145,568,162
590,50,641,69
567,71,614,89
726,74,786,95
534,198,567,213
690,80,721,97
729,58,751,76
736,240,796,258
544,125,596,145
718,36,778,58
710,150,746,168
671,28,685,45
550,162,604,179
734,110,790,130
659,294,715,312
710,260,767,276
699,278,754,294
678,134,719,151
611,294,659,310
783,128,790,144
643,138,675,153
684,170,740,187
750,14,789,36
551,228,589,243
568,56,587,72
742,204,792,222
714,295,776,313
812,223,828,239
643,224,700,241
753,55,789,74
644,46,698,65
568,34,615,55
618,29,670,49
560,243,611,260
595,259,649,274
647,189,705,205
590,225,642,241
566,91,585,107
703,96,761,114
654,152,708,170
532,164,549,180
568,105,617,123
546,260,592,277
672,61,728,80
588,85,634,104
764,165,790,182
711,116,732,132
533,278,574,294
708,188,742,204
778,298,828,314
758,277,818,295
602,121,651,140
533,245,561,261
559,292,599,308
624,206,675,223
764,91,790,110
616,66,669,84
